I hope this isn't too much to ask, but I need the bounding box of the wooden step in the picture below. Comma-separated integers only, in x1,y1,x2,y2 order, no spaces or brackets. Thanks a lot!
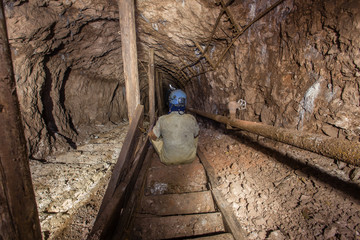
187,233,235,240
145,162,208,195
140,191,215,215
150,153,201,167
132,212,225,239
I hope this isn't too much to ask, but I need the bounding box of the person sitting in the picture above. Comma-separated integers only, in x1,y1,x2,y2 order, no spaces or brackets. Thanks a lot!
148,89,199,165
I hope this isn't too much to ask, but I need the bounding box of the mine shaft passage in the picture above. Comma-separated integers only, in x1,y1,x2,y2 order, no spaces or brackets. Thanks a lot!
1,0,360,239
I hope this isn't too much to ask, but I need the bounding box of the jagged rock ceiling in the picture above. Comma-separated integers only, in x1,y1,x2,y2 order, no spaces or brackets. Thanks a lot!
3,0,360,158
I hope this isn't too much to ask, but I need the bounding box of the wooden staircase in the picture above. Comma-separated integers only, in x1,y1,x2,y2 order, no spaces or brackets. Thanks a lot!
131,153,234,240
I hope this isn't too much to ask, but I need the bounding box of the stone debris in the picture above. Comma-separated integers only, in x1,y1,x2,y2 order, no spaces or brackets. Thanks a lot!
200,127,360,240
30,123,129,239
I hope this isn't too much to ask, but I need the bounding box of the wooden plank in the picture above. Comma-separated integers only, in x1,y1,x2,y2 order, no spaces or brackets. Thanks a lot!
133,212,225,239
212,189,248,240
219,0,241,34
111,147,155,239
97,105,144,215
188,233,235,240
194,41,216,69
140,191,215,216
150,154,200,168
0,3,41,239
148,48,155,126
119,0,140,122
155,70,164,115
87,137,150,240
181,58,197,76
197,147,220,187
197,148,247,240
159,71,164,113
145,162,208,195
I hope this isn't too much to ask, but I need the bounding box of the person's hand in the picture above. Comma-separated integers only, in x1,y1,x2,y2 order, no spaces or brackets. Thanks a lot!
148,130,158,141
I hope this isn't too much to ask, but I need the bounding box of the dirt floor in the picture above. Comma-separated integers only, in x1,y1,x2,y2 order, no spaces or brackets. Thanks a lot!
199,122,360,240
30,122,129,239
31,121,360,239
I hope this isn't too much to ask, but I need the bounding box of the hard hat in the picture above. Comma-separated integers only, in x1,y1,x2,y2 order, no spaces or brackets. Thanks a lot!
169,89,186,113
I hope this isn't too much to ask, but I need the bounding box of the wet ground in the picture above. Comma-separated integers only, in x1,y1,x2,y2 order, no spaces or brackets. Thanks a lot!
30,122,360,239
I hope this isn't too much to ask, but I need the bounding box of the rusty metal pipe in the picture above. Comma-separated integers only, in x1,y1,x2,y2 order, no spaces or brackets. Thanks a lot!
188,108,360,167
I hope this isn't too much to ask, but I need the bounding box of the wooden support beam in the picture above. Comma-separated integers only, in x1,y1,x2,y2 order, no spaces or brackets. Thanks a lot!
0,2,41,239
180,58,197,76
159,71,164,113
97,105,144,216
155,70,164,115
214,0,285,69
88,138,150,240
111,146,154,239
175,63,189,82
219,0,241,35
194,41,216,69
88,105,145,240
197,148,248,240
148,48,155,125
119,0,140,123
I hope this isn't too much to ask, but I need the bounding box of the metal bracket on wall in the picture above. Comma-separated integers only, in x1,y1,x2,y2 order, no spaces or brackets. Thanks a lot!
238,99,247,110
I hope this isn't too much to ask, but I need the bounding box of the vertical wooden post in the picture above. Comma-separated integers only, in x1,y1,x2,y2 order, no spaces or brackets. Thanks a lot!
149,48,155,126
148,48,155,125
0,2,42,240
159,71,164,110
155,70,164,115
119,0,140,123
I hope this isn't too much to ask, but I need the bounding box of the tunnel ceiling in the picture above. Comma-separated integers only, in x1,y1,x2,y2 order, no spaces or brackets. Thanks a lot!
3,0,360,158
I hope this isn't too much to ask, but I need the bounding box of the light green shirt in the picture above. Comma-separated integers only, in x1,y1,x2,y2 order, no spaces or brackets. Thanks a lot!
152,112,199,164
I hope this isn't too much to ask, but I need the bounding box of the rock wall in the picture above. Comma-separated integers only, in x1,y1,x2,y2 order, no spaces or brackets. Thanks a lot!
4,0,129,158
4,0,360,157
189,0,360,142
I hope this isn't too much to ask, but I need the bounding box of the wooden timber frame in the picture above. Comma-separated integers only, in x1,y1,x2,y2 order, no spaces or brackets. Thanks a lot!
119,0,140,123
87,105,151,240
0,2,42,239
155,70,164,115
181,0,285,83
148,48,156,125
197,148,248,240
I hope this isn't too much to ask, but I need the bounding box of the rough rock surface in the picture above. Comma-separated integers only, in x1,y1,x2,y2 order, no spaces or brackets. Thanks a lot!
4,0,359,158
30,122,128,239
199,124,360,240
3,0,360,239
4,0,127,158
188,0,360,142
34,123,360,239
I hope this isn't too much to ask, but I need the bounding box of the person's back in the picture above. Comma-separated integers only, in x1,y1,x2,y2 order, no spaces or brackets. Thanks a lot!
152,111,199,164
148,89,199,165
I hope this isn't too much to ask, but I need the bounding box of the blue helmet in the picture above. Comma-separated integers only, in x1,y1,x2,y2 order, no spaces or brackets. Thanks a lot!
169,89,186,113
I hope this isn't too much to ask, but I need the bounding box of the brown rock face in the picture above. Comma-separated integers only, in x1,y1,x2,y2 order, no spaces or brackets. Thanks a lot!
3,0,360,157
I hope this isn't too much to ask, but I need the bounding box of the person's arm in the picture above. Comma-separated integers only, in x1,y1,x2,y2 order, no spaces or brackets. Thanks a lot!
193,118,200,138
148,118,161,141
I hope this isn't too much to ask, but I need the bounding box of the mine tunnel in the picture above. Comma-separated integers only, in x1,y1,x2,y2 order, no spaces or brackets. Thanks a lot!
1,0,360,239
